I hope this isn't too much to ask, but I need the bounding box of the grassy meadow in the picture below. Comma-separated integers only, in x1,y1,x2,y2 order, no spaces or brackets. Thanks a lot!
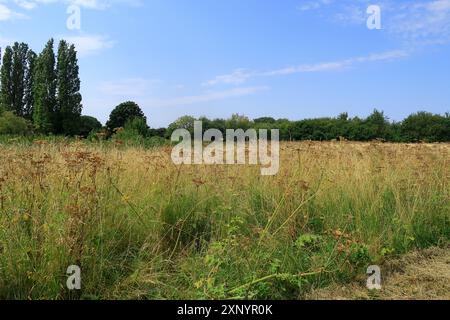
0,139,448,300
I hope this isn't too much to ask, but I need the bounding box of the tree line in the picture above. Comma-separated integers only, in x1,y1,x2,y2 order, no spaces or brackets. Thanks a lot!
0,39,83,135
106,102,450,143
1,40,449,143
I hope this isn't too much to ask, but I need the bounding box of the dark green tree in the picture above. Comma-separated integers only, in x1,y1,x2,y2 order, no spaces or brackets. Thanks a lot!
56,40,82,135
0,46,13,113
23,49,37,120
33,39,57,134
106,101,147,131
78,115,102,137
362,109,390,140
401,112,450,142
254,117,276,124
11,42,29,117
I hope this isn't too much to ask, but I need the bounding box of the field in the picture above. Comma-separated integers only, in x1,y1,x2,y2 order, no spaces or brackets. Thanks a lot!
0,140,448,300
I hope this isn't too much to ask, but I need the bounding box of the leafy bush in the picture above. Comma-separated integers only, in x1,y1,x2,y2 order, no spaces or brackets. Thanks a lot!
124,117,149,137
112,127,145,145
78,115,102,137
0,112,31,135
106,101,147,132
401,112,450,142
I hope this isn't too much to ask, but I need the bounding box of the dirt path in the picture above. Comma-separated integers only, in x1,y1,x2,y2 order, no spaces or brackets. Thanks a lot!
307,247,450,300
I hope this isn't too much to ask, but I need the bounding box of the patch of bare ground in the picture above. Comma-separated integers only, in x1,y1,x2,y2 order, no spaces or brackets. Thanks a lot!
307,247,450,300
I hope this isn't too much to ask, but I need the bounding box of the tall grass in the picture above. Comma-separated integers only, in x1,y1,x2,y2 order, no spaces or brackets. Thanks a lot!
0,140,448,299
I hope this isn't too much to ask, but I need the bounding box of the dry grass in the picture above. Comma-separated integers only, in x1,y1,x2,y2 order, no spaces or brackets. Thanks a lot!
306,246,450,300
0,140,448,299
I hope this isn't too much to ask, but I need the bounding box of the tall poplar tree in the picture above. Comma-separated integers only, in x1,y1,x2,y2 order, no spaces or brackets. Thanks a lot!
56,40,82,135
11,42,29,116
33,39,56,133
24,50,37,120
0,46,13,113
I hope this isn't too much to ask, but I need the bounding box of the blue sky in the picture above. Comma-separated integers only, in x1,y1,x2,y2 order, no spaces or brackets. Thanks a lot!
1,0,450,127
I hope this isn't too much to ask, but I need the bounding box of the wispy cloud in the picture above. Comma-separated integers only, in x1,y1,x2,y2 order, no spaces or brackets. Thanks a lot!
9,0,143,11
297,0,450,46
0,0,143,55
146,86,269,108
202,69,254,87
204,50,409,86
0,3,25,20
0,0,143,22
95,77,267,109
297,0,334,12
99,78,160,97
388,0,450,45
63,34,114,57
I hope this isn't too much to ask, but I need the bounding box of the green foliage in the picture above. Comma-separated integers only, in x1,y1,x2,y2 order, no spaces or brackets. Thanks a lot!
106,101,146,131
33,39,57,134
0,38,82,136
226,114,251,130
56,40,82,135
254,117,276,124
166,115,197,137
0,43,35,120
0,111,31,135
160,192,215,252
0,46,14,113
78,115,102,137
363,109,390,140
23,50,37,120
166,110,449,143
401,112,450,142
148,127,167,138
348,243,371,266
124,117,149,137
295,234,322,249
11,42,29,117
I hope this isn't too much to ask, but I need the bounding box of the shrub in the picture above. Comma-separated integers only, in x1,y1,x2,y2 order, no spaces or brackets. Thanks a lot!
78,115,103,137
0,112,31,135
106,101,147,132
124,117,149,137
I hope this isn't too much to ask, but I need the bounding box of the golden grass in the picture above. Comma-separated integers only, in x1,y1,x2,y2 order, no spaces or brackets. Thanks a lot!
306,246,450,300
0,141,448,299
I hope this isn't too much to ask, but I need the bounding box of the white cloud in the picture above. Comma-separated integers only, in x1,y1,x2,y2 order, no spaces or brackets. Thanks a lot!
147,86,269,108
99,78,160,96
63,34,114,57
0,3,25,20
202,69,254,87
297,0,450,46
297,0,333,12
9,0,143,10
388,0,450,45
13,1,37,10
204,50,409,86
94,78,266,110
